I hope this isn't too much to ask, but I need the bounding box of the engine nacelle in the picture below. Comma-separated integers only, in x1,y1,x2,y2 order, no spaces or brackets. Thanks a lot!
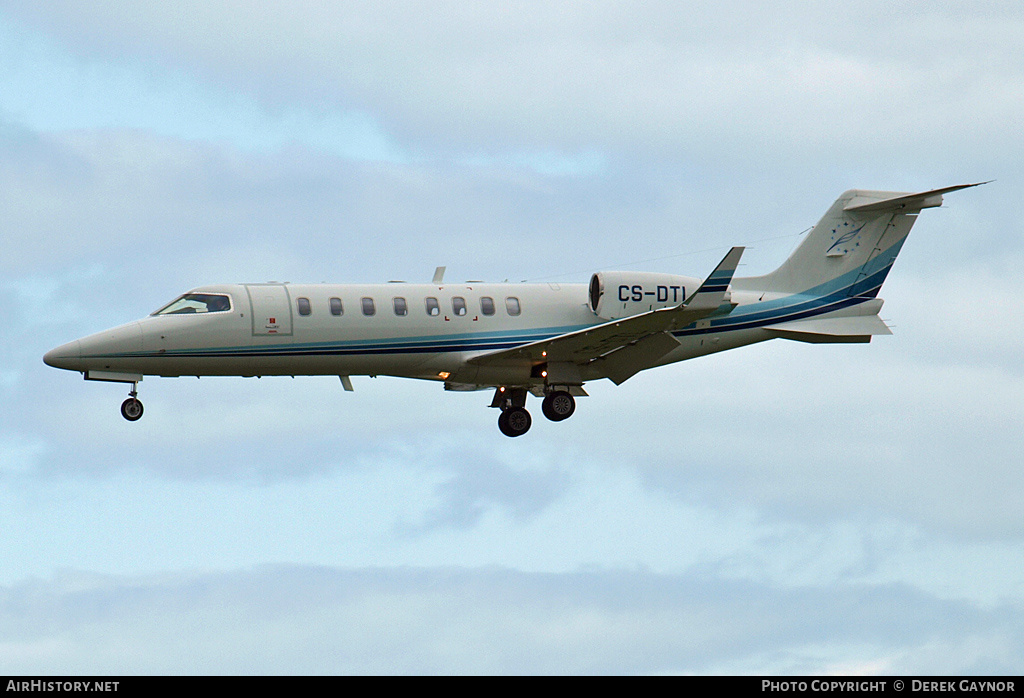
589,271,703,320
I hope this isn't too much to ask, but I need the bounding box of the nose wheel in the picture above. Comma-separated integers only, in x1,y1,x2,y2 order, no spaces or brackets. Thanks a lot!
120,384,144,421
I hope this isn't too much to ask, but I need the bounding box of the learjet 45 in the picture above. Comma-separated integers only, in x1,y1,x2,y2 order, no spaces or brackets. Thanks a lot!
44,184,982,436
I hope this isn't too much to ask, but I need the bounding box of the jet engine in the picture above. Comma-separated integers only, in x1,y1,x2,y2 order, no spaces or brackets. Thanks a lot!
589,271,703,320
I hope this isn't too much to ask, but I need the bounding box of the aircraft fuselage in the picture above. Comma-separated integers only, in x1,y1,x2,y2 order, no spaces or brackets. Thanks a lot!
46,278,754,385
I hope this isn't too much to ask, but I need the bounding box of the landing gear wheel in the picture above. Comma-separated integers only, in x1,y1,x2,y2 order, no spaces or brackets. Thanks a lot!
498,406,532,437
121,397,144,421
541,391,575,422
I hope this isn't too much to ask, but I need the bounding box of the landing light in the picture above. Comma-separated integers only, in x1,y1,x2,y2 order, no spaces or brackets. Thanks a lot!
438,371,450,379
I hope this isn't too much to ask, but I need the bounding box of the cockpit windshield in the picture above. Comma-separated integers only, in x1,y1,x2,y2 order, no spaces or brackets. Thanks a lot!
153,293,232,315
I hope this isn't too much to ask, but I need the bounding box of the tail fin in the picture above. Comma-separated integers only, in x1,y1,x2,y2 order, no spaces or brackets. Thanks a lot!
736,183,986,298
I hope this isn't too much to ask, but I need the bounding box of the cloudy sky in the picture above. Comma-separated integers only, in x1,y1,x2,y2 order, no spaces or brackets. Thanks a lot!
2,0,1023,675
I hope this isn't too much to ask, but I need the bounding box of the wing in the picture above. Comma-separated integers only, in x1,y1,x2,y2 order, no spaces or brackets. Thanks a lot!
462,247,744,385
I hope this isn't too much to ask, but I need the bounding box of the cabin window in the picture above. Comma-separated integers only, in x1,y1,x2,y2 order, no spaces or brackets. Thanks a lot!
361,297,376,316
425,297,440,316
153,293,232,315
297,297,311,316
393,297,408,316
481,297,495,316
505,296,521,316
329,297,343,316
452,297,467,316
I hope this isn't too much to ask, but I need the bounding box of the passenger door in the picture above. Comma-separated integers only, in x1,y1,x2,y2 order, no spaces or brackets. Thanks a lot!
245,284,293,336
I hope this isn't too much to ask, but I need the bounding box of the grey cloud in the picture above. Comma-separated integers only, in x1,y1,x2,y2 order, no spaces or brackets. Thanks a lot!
595,341,1024,541
0,125,664,283
3,3,1022,677
5,2,1024,159
7,126,1019,545
401,456,572,532
1,564,1021,674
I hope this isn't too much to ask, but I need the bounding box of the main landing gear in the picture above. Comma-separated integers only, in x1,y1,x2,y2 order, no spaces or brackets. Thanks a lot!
491,387,577,437
120,383,144,421
498,405,532,438
541,390,576,422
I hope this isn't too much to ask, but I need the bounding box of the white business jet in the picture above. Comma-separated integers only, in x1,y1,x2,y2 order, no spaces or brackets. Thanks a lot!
44,183,982,436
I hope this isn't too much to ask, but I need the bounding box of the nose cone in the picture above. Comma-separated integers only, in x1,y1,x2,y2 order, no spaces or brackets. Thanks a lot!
44,322,144,373
77,321,143,360
44,340,82,371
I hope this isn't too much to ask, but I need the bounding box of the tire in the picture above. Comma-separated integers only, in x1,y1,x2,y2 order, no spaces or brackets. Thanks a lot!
498,406,532,437
541,391,575,422
121,398,144,421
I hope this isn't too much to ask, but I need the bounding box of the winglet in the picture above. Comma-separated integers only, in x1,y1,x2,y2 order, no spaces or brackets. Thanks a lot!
684,246,744,311
432,266,446,284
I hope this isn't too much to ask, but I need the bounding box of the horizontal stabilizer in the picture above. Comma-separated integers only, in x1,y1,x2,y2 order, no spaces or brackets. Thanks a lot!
844,182,989,213
764,315,892,344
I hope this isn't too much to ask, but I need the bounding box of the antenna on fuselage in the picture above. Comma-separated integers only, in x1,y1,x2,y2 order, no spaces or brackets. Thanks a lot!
432,266,446,284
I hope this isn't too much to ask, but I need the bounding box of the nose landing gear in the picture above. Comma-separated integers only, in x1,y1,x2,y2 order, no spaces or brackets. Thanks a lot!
120,384,144,421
